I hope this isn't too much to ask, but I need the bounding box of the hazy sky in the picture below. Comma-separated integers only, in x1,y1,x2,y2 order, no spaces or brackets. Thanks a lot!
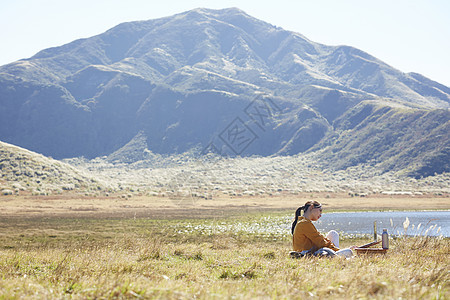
1,0,449,87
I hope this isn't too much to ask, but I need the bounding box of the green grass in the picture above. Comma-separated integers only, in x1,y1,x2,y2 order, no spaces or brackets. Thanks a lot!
0,214,448,299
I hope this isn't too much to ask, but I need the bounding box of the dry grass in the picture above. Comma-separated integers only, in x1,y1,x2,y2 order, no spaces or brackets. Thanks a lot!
3,139,449,198
66,154,450,198
0,214,448,299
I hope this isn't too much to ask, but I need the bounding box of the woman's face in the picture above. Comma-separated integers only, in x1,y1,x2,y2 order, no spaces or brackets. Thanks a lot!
308,206,322,221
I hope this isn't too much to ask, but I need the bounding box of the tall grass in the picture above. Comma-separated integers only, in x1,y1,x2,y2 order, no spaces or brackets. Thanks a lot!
0,216,448,299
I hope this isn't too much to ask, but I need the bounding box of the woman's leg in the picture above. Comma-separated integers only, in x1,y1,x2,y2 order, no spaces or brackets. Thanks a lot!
335,248,353,258
326,230,353,258
313,247,336,257
326,230,339,248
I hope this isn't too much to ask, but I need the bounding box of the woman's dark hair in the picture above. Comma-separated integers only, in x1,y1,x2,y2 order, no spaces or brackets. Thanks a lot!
291,200,322,234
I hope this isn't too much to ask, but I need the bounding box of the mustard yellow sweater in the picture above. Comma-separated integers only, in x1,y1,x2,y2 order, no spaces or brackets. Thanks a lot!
292,216,339,252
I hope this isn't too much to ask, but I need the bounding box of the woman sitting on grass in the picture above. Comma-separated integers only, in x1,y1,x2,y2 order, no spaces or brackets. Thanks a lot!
291,200,354,258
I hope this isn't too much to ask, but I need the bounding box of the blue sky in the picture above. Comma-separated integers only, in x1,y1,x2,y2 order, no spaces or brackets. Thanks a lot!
1,0,449,87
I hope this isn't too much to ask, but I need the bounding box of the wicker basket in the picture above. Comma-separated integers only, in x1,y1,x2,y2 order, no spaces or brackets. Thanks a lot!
355,248,388,255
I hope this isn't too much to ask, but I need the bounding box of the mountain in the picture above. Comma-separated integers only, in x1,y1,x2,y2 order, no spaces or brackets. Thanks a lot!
0,7,449,177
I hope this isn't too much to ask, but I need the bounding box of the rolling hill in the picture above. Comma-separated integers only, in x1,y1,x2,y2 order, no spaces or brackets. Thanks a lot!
0,141,101,194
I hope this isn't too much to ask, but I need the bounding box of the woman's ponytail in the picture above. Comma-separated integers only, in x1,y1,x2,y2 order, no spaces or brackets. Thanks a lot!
291,206,304,234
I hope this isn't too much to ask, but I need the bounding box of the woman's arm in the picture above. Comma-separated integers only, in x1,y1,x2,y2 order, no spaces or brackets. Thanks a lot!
303,221,339,251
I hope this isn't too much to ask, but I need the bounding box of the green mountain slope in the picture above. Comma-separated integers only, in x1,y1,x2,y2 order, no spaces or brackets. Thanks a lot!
314,101,450,177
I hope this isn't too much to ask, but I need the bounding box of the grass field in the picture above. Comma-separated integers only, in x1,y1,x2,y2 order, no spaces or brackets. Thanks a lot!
0,194,449,299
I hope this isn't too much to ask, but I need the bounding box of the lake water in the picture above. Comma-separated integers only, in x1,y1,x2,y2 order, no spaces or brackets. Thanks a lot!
315,211,450,237
175,210,450,239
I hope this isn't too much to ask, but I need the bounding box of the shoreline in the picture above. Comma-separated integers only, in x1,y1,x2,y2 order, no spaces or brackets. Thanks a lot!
0,192,448,219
